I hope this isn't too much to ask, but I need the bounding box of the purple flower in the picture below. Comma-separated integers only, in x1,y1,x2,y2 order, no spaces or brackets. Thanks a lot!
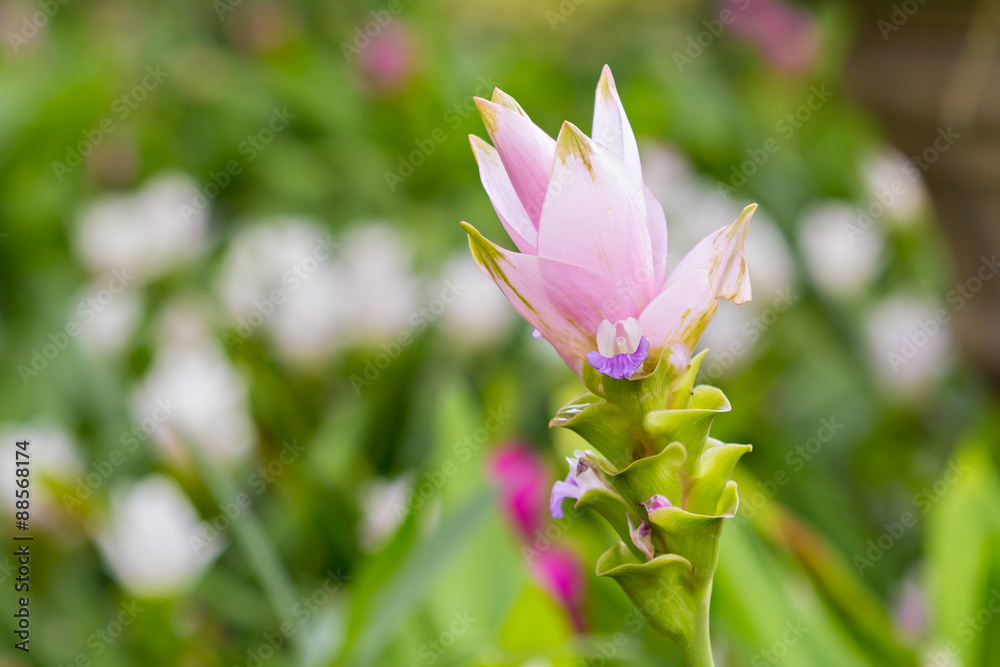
585,317,650,379
549,452,608,519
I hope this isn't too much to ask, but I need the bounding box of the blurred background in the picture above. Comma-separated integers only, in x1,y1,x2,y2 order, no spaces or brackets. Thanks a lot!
1,0,999,665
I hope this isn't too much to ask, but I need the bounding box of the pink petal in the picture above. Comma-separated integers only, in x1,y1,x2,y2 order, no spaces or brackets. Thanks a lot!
638,204,755,353
645,187,668,291
591,66,642,180
536,122,655,309
666,203,755,303
638,268,719,355
462,222,637,374
475,95,555,228
469,135,537,254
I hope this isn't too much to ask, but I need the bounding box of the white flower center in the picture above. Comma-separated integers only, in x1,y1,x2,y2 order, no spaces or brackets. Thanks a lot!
596,317,643,358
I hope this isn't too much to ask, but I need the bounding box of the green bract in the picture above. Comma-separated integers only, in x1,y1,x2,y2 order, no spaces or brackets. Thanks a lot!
552,348,750,664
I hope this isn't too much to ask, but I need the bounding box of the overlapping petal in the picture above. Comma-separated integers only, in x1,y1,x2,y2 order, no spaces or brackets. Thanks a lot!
469,135,537,254
592,65,642,180
537,122,655,307
638,204,755,356
474,95,555,227
462,222,638,373
644,188,669,291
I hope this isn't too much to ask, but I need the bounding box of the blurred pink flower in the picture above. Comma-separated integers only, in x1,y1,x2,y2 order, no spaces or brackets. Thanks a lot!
358,23,420,94
489,442,588,631
489,442,549,540
722,0,820,73
531,547,587,632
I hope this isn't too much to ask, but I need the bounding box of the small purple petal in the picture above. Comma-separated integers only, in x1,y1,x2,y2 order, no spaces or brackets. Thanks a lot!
531,328,542,338
586,336,650,379
549,478,581,519
640,494,673,513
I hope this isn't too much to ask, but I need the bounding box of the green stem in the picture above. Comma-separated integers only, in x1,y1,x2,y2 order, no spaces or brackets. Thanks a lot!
677,586,715,667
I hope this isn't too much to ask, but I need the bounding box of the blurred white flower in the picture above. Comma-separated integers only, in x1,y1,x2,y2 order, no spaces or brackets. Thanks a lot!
0,422,83,529
862,148,928,227
71,278,144,355
96,475,222,597
339,223,420,342
437,254,515,349
864,295,954,397
216,217,348,364
358,475,412,552
798,201,885,299
133,300,256,466
75,171,208,283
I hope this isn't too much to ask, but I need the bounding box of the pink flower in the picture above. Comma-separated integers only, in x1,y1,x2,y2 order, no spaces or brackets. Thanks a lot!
488,443,588,630
462,66,754,380
531,547,587,631
723,0,820,74
489,442,550,540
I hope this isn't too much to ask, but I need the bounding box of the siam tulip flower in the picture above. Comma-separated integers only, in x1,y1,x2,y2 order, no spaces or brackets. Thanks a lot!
462,67,757,666
462,65,754,380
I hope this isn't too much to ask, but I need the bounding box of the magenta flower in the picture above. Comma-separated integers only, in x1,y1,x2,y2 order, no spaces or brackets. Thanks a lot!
489,442,550,540
462,66,754,380
640,494,673,512
531,547,587,631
